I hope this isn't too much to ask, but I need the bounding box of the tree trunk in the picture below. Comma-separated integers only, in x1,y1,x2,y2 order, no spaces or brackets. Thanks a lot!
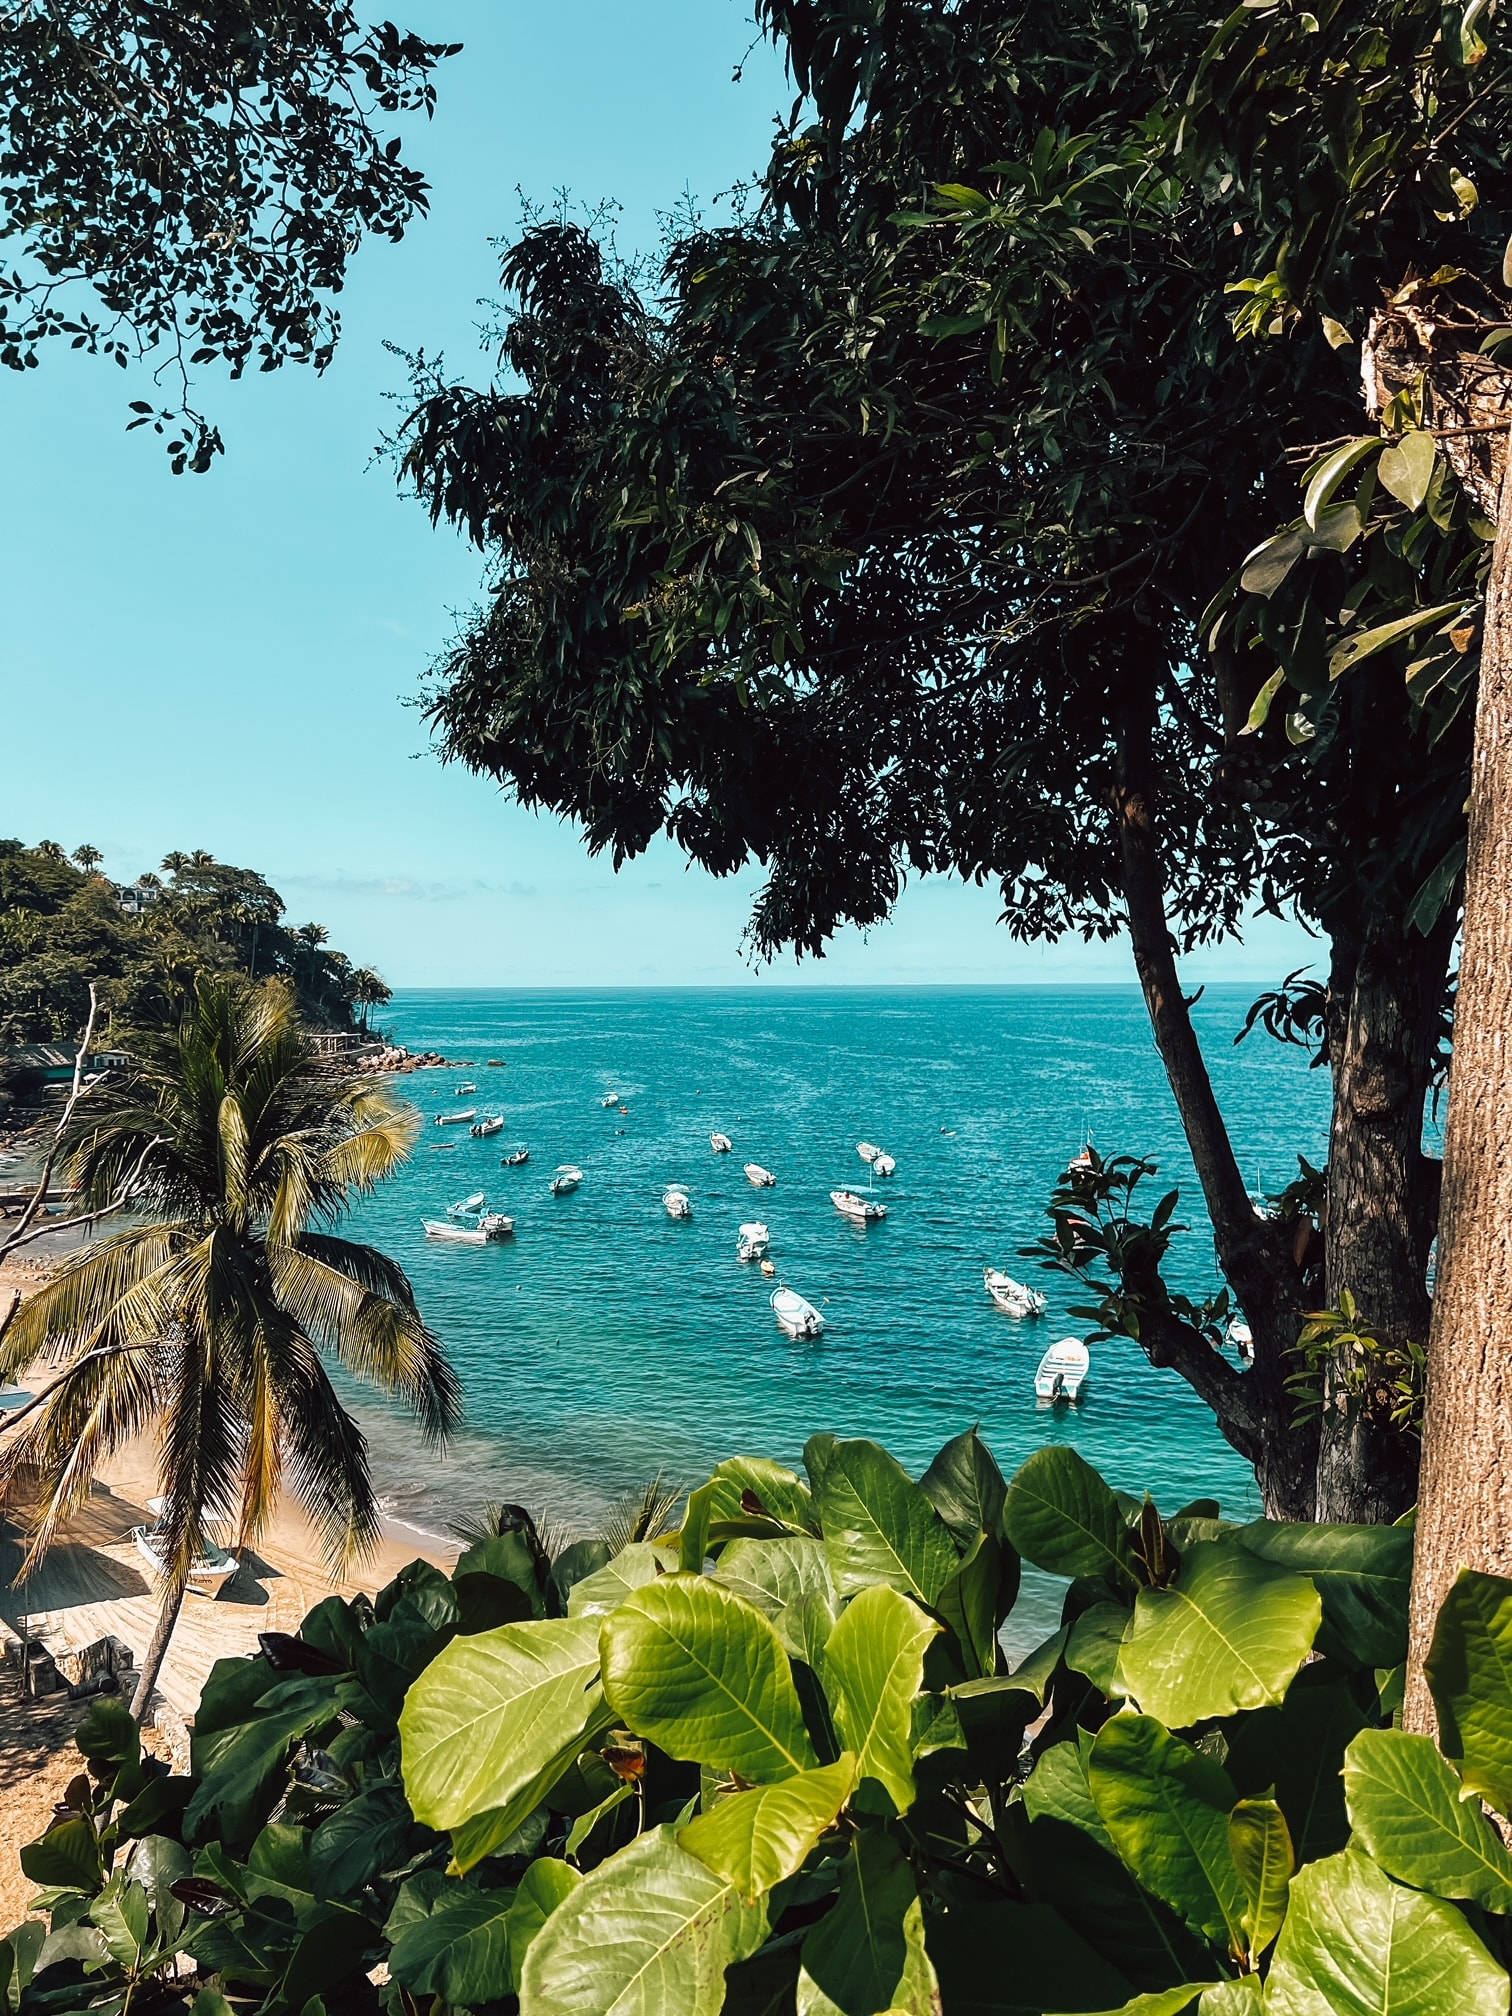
130,1572,188,1724
1314,909,1449,1522
1113,697,1317,1518
1405,488,1512,1731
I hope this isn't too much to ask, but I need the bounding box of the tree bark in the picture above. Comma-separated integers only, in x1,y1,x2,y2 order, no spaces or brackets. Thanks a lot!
1113,699,1317,1518
1314,909,1449,1522
130,1571,188,1724
1405,487,1512,1730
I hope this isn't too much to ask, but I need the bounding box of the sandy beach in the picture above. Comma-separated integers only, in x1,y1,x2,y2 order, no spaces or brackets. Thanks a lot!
0,1258,457,1929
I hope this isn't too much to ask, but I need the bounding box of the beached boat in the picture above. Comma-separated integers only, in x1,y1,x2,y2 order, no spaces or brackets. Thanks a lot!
424,1212,513,1244
501,1146,530,1167
856,1141,882,1163
447,1190,487,1218
744,1162,776,1187
1035,1337,1090,1402
133,1523,239,1596
435,1108,476,1126
985,1268,1046,1318
470,1115,505,1137
771,1286,825,1339
737,1221,770,1262
602,1091,620,1108
664,1183,693,1220
831,1188,887,1223
710,1131,734,1153
550,1165,584,1196
871,1151,896,1177
455,1083,477,1095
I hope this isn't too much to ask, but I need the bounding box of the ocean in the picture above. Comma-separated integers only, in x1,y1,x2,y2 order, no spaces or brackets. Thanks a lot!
346,986,1331,1642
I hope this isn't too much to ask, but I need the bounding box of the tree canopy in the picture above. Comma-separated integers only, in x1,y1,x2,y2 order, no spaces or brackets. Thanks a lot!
398,0,1510,1521
0,1,457,468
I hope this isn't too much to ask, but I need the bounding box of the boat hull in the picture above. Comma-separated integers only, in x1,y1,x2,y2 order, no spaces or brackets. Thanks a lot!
771,1288,824,1339
132,1526,238,1595
831,1190,886,1222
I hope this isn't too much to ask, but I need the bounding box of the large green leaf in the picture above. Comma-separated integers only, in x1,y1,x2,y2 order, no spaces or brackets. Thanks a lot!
518,1824,768,2016
1425,1569,1512,1814
1223,1671,1369,1862
308,1782,412,1897
1329,600,1473,680
508,1859,581,1990
1343,1728,1512,1911
1236,1521,1411,1669
1066,1604,1132,1696
601,1576,819,1779
805,1434,960,1605
1114,1540,1320,1725
823,1583,940,1811
679,1756,858,1901
715,1533,837,1654
399,1615,605,1832
1197,1983,1262,2014
1265,1847,1507,2015
705,1456,818,1534
799,1830,937,2016
1001,1447,1137,1590
1087,1716,1246,1952
387,1878,517,2004
936,1529,1015,1680
919,1427,1009,1544
1227,1799,1292,1958
567,1544,672,1618
186,1670,346,1850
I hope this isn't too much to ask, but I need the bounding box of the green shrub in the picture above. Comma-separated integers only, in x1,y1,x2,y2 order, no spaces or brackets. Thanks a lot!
7,1431,1510,2015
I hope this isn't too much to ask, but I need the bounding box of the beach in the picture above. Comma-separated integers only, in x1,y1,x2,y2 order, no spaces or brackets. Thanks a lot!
0,1258,456,1930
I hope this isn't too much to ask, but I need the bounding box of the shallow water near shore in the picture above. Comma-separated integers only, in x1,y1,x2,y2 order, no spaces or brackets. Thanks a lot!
343,985,1330,1642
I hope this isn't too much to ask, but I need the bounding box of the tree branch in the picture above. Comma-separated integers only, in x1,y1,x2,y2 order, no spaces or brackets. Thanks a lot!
0,985,101,1265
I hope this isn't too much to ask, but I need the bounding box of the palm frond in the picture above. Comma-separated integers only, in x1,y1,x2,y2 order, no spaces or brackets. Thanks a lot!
0,1225,189,1377
601,1473,682,1553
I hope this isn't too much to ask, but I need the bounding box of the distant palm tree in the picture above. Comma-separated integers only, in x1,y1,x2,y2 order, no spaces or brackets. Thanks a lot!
35,840,66,863
72,844,104,873
160,851,189,877
0,975,459,1718
350,967,392,1033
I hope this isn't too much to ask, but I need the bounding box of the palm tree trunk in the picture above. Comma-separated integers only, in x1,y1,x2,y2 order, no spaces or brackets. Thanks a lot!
130,1572,188,1723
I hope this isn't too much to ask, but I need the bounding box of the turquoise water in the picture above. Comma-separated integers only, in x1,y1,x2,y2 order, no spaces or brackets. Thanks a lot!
347,986,1329,1637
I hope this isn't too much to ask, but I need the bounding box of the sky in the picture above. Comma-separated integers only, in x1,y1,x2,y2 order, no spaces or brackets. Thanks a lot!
0,1,1312,990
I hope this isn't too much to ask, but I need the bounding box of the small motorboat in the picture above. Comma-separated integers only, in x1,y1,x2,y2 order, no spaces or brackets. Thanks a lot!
487,1058,506,1067
501,1146,530,1167
985,1268,1047,1318
133,1523,239,1597
602,1092,620,1108
436,1109,476,1126
664,1183,693,1220
744,1162,776,1187
550,1165,584,1196
1069,1143,1096,1173
1035,1337,1090,1402
447,1190,487,1218
771,1286,825,1339
760,1258,777,1277
856,1141,882,1164
710,1131,734,1154
737,1221,770,1262
831,1189,887,1223
871,1152,896,1177
424,1212,514,1244
455,1083,477,1096
471,1115,505,1138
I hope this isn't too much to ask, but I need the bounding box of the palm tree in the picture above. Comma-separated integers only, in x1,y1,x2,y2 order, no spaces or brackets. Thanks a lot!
349,967,392,1034
0,975,459,1718
35,840,66,863
160,851,189,877
72,844,104,873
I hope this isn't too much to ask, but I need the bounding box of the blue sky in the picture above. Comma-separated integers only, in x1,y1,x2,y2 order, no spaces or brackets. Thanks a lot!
0,1,1311,990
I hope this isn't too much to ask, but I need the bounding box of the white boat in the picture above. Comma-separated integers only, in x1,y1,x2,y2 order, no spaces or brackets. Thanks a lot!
664,1184,693,1220
550,1165,584,1196
132,1524,239,1596
744,1162,776,1187
0,1382,32,1412
424,1213,514,1244
856,1141,882,1163
501,1146,530,1167
760,1258,776,1277
710,1132,733,1154
737,1221,770,1262
471,1115,505,1138
831,1189,887,1223
447,1190,487,1218
436,1109,476,1126
602,1092,620,1108
985,1268,1047,1318
1035,1337,1090,1402
771,1286,825,1339
1069,1143,1096,1173
871,1152,896,1177
455,1083,477,1095
1228,1318,1255,1363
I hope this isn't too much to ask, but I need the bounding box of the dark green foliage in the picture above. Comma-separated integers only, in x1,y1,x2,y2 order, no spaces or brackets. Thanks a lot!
14,1430,1512,2014
0,842,383,1043
0,4,457,469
